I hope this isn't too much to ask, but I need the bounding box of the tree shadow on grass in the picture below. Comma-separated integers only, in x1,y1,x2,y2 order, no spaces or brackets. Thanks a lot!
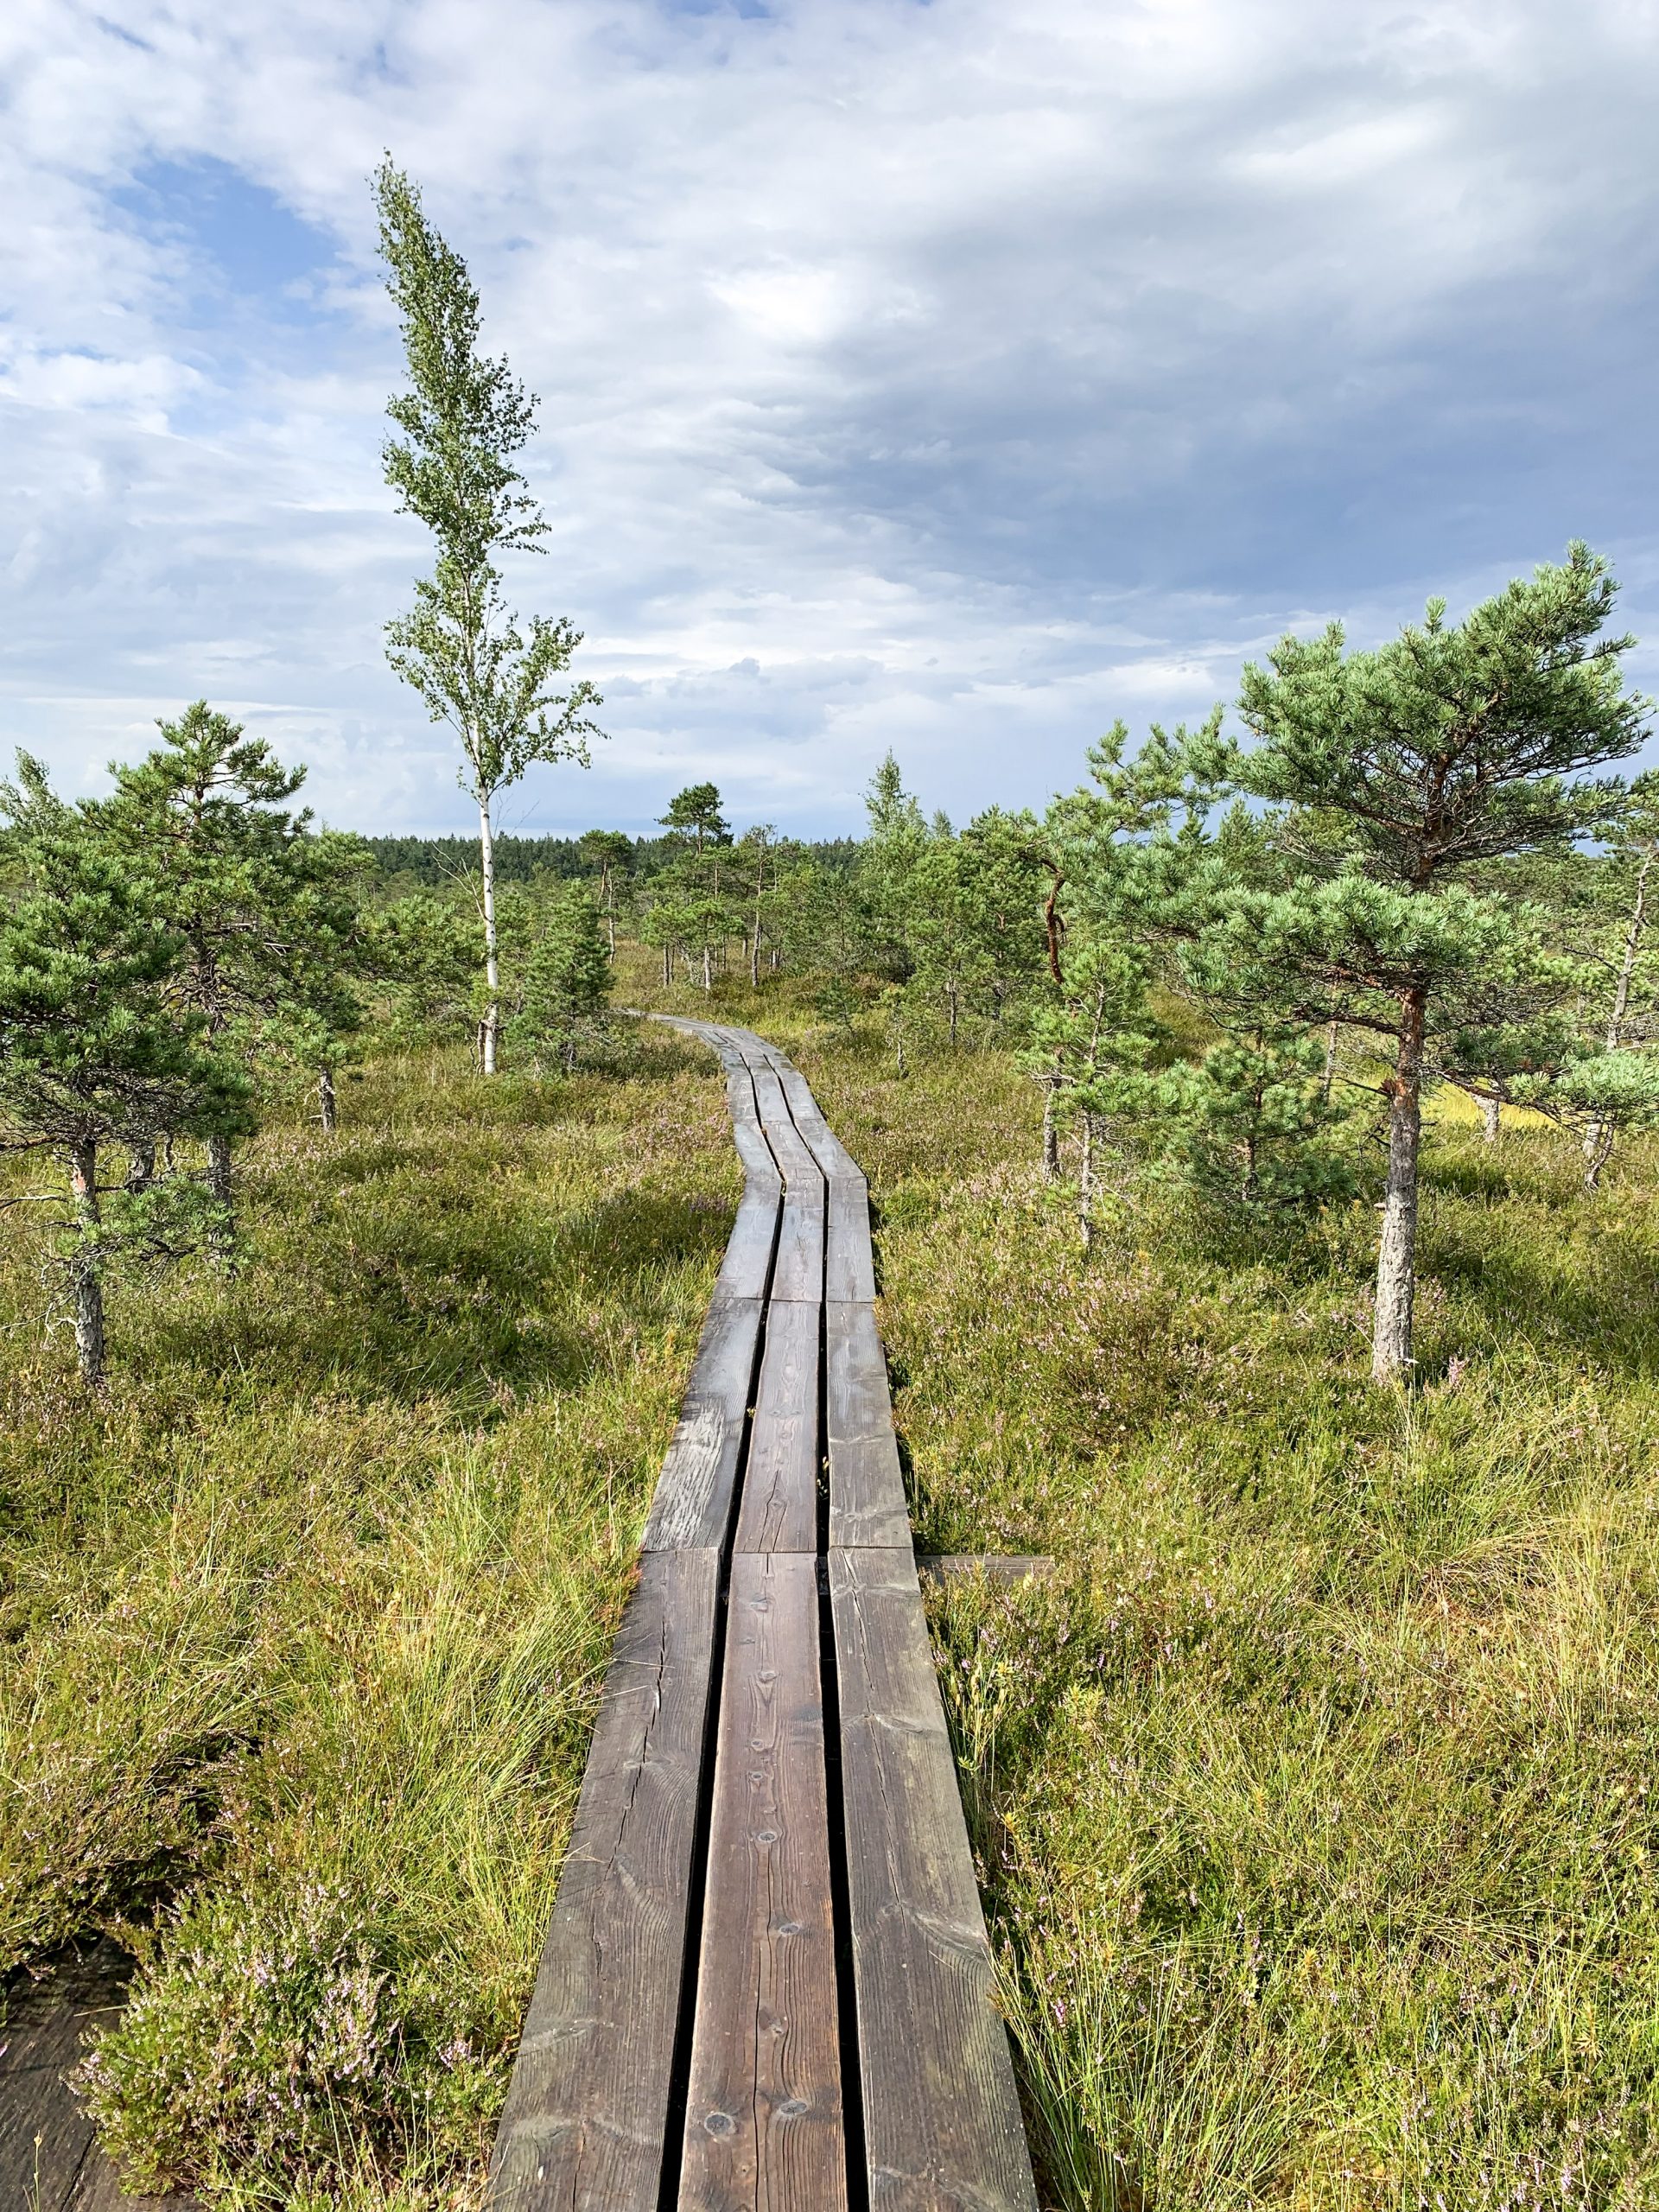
137,1184,737,1419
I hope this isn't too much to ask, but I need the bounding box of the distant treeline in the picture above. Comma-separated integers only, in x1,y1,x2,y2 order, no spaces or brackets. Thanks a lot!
363,830,862,886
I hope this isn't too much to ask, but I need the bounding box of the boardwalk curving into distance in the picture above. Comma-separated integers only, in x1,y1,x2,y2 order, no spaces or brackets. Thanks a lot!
488,1022,1038,2212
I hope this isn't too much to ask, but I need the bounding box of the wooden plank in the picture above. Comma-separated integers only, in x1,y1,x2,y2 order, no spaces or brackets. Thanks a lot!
489,1549,721,2212
828,1548,1039,2212
825,1301,909,1551
732,1121,783,1194
734,1300,820,1556
643,1296,765,1552
772,1064,823,1128
770,1192,824,1305
678,1552,846,2212
824,1179,876,1304
715,1185,781,1305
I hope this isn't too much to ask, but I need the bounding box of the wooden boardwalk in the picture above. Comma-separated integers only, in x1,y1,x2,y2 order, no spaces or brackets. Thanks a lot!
488,1022,1037,2212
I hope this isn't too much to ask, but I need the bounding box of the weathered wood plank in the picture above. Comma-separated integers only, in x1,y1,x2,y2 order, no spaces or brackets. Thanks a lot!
642,1296,765,1552
825,1301,909,1550
734,1300,820,1556
714,1184,782,1304
828,1548,1039,2212
0,1938,195,2212
824,1179,876,1303
488,1548,722,2212
770,1192,824,1305
732,1120,784,1193
678,1552,846,2212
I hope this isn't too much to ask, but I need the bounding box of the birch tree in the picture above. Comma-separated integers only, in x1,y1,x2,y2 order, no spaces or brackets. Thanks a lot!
1579,772,1659,1185
374,159,602,1075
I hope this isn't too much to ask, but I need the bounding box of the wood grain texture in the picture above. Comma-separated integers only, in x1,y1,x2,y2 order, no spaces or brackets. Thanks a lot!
823,1180,877,1304
828,1548,1038,2212
751,1076,822,1185
0,1940,194,2212
769,1193,825,1306
715,1185,782,1305
734,1300,821,1556
643,1297,766,1552
825,1301,909,1550
678,1553,846,2212
488,1549,722,2212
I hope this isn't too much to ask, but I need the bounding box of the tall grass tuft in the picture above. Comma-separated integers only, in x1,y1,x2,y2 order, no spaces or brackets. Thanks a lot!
1,1036,737,2202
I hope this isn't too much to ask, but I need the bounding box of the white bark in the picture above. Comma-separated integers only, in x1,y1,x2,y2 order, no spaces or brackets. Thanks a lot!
1078,1111,1096,1252
1042,1077,1059,1181
1583,846,1652,1186
1372,988,1426,1384
1479,1094,1500,1144
479,793,500,1075
69,1138,105,1389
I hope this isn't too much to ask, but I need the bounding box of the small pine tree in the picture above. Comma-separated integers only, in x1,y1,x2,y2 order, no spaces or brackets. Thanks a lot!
0,757,250,1386
91,702,365,1238
511,886,613,1071
1155,1027,1357,1214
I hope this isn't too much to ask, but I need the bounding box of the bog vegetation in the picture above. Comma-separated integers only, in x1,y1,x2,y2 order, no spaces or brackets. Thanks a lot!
3,162,1658,2212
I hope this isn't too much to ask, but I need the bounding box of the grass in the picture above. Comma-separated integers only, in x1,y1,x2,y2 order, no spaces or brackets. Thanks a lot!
8,950,1659,2208
634,955,1659,2211
0,1032,737,2205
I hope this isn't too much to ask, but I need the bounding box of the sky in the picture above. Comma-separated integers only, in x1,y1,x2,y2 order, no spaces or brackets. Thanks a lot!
3,0,1659,839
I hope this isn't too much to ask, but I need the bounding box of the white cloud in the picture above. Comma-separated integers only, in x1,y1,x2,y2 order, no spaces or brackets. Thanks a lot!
0,0,1656,835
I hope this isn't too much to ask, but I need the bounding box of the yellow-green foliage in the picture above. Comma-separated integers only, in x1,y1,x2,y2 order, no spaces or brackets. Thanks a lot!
0,1038,736,2202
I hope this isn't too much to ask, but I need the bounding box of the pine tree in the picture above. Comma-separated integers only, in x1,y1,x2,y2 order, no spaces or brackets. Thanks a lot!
1231,544,1649,1382
859,753,930,982
373,158,601,1075
659,784,731,854
510,885,612,1071
0,757,248,1386
90,703,365,1241
577,830,632,958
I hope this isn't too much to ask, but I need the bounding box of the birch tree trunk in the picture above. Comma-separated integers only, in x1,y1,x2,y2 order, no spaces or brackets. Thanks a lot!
1372,986,1427,1384
126,1140,156,1193
69,1138,105,1389
1583,847,1652,1187
207,1128,236,1262
702,946,712,994
1321,1018,1338,1103
1077,1111,1096,1254
1041,1077,1060,1181
1480,1095,1500,1143
479,793,500,1075
319,1067,338,1134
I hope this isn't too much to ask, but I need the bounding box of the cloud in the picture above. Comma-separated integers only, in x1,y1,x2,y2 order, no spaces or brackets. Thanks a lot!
1,0,1656,835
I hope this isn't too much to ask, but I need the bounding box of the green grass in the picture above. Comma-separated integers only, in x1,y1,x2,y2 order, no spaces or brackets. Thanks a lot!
633,957,1659,2211
10,952,1659,2208
0,1034,737,2205
810,1034,1659,2211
